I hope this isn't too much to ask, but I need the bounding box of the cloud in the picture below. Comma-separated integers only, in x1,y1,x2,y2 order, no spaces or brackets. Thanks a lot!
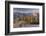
13,8,39,13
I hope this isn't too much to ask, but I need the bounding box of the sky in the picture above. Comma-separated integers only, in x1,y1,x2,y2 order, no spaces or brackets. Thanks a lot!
13,8,39,13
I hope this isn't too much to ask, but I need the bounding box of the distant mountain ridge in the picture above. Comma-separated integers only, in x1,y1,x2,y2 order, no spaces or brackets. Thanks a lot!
14,12,32,16
13,12,33,19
